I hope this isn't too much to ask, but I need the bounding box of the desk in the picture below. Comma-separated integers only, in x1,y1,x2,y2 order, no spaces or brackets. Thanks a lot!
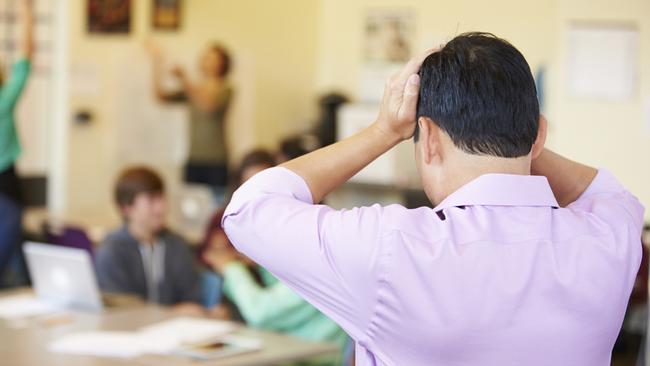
0,291,339,366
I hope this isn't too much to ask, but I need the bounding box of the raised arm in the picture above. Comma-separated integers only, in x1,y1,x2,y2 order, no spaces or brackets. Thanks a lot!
172,68,228,112
221,49,437,338
19,0,34,61
531,148,598,207
281,49,434,203
0,1,33,113
146,41,186,103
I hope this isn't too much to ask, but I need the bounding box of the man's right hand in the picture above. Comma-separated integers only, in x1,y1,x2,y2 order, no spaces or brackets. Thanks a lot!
374,48,437,142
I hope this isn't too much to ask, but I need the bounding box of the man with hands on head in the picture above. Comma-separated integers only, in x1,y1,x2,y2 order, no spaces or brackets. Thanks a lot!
223,33,644,366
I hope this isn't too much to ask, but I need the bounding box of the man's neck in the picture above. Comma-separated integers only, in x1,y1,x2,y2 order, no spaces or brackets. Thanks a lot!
433,152,532,204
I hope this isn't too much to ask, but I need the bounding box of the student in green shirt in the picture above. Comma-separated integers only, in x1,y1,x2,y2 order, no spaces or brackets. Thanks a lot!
200,150,349,365
0,0,33,282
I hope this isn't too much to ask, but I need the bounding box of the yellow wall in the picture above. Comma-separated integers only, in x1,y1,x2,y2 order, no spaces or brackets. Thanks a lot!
63,0,650,220
317,0,650,218
64,0,320,217
549,0,650,219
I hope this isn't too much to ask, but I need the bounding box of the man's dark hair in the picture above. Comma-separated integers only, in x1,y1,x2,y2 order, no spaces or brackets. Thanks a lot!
415,32,539,158
114,166,164,209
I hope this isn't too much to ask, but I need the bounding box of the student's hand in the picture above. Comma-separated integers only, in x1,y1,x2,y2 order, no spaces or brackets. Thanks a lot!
209,231,231,251
172,302,206,317
375,48,437,141
171,65,186,80
203,245,239,274
19,0,34,59
206,304,231,320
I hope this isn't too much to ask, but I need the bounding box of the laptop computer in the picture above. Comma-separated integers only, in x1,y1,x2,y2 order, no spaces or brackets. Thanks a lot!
23,242,103,312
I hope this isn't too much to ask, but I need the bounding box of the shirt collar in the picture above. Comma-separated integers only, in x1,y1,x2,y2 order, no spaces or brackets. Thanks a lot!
433,174,559,211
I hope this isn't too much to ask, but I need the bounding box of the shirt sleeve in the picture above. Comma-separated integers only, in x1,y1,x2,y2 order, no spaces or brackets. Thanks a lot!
569,169,645,232
222,167,387,339
223,262,322,329
0,59,31,114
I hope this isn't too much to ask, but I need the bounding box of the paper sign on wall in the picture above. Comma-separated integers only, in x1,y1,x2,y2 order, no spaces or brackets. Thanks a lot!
567,24,638,101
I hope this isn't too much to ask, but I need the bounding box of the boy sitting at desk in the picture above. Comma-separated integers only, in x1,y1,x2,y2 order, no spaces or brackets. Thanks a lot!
96,167,203,313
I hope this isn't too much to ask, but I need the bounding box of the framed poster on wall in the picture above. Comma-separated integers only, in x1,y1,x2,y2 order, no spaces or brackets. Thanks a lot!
153,0,181,30
87,0,131,34
359,9,415,102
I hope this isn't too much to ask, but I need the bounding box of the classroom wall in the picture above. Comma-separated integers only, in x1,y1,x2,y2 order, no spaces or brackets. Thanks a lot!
63,0,320,218
60,0,650,220
550,0,650,219
316,0,650,219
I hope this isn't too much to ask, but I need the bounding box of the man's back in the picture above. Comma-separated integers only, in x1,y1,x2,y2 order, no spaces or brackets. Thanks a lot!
367,193,639,364
223,168,643,366
222,33,645,366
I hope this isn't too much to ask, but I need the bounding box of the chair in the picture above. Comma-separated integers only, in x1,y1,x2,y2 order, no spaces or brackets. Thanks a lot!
42,222,95,260
201,270,224,309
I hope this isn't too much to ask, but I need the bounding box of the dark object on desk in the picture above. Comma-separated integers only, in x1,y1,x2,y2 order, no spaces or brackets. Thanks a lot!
314,92,348,147
279,134,320,161
0,168,46,207
20,175,47,207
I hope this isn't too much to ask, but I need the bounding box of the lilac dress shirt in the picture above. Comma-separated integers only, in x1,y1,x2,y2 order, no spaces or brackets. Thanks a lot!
223,167,644,366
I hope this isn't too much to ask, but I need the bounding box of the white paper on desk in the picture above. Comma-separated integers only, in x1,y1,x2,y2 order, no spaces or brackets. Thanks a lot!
138,317,237,349
49,317,238,358
0,294,62,319
49,331,149,358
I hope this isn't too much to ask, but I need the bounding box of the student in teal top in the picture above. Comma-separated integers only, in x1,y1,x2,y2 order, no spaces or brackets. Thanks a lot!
200,150,349,365
0,0,33,282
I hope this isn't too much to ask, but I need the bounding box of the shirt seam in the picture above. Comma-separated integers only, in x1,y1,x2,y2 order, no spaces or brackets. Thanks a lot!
359,228,394,365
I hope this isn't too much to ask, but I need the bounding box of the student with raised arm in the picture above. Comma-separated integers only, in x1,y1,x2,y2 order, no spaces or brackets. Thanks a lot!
222,33,644,365
0,0,33,280
147,41,233,204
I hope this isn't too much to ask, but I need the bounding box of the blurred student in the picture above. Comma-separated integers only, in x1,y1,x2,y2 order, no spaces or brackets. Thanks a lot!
148,42,233,203
0,0,33,281
96,167,203,312
199,150,349,364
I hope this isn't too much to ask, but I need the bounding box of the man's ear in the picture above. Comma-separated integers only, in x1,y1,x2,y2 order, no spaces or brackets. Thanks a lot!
418,116,442,165
531,115,547,160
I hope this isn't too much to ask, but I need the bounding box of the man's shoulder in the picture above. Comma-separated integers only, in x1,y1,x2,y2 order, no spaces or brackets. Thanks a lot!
381,203,439,227
100,227,138,253
159,229,191,252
